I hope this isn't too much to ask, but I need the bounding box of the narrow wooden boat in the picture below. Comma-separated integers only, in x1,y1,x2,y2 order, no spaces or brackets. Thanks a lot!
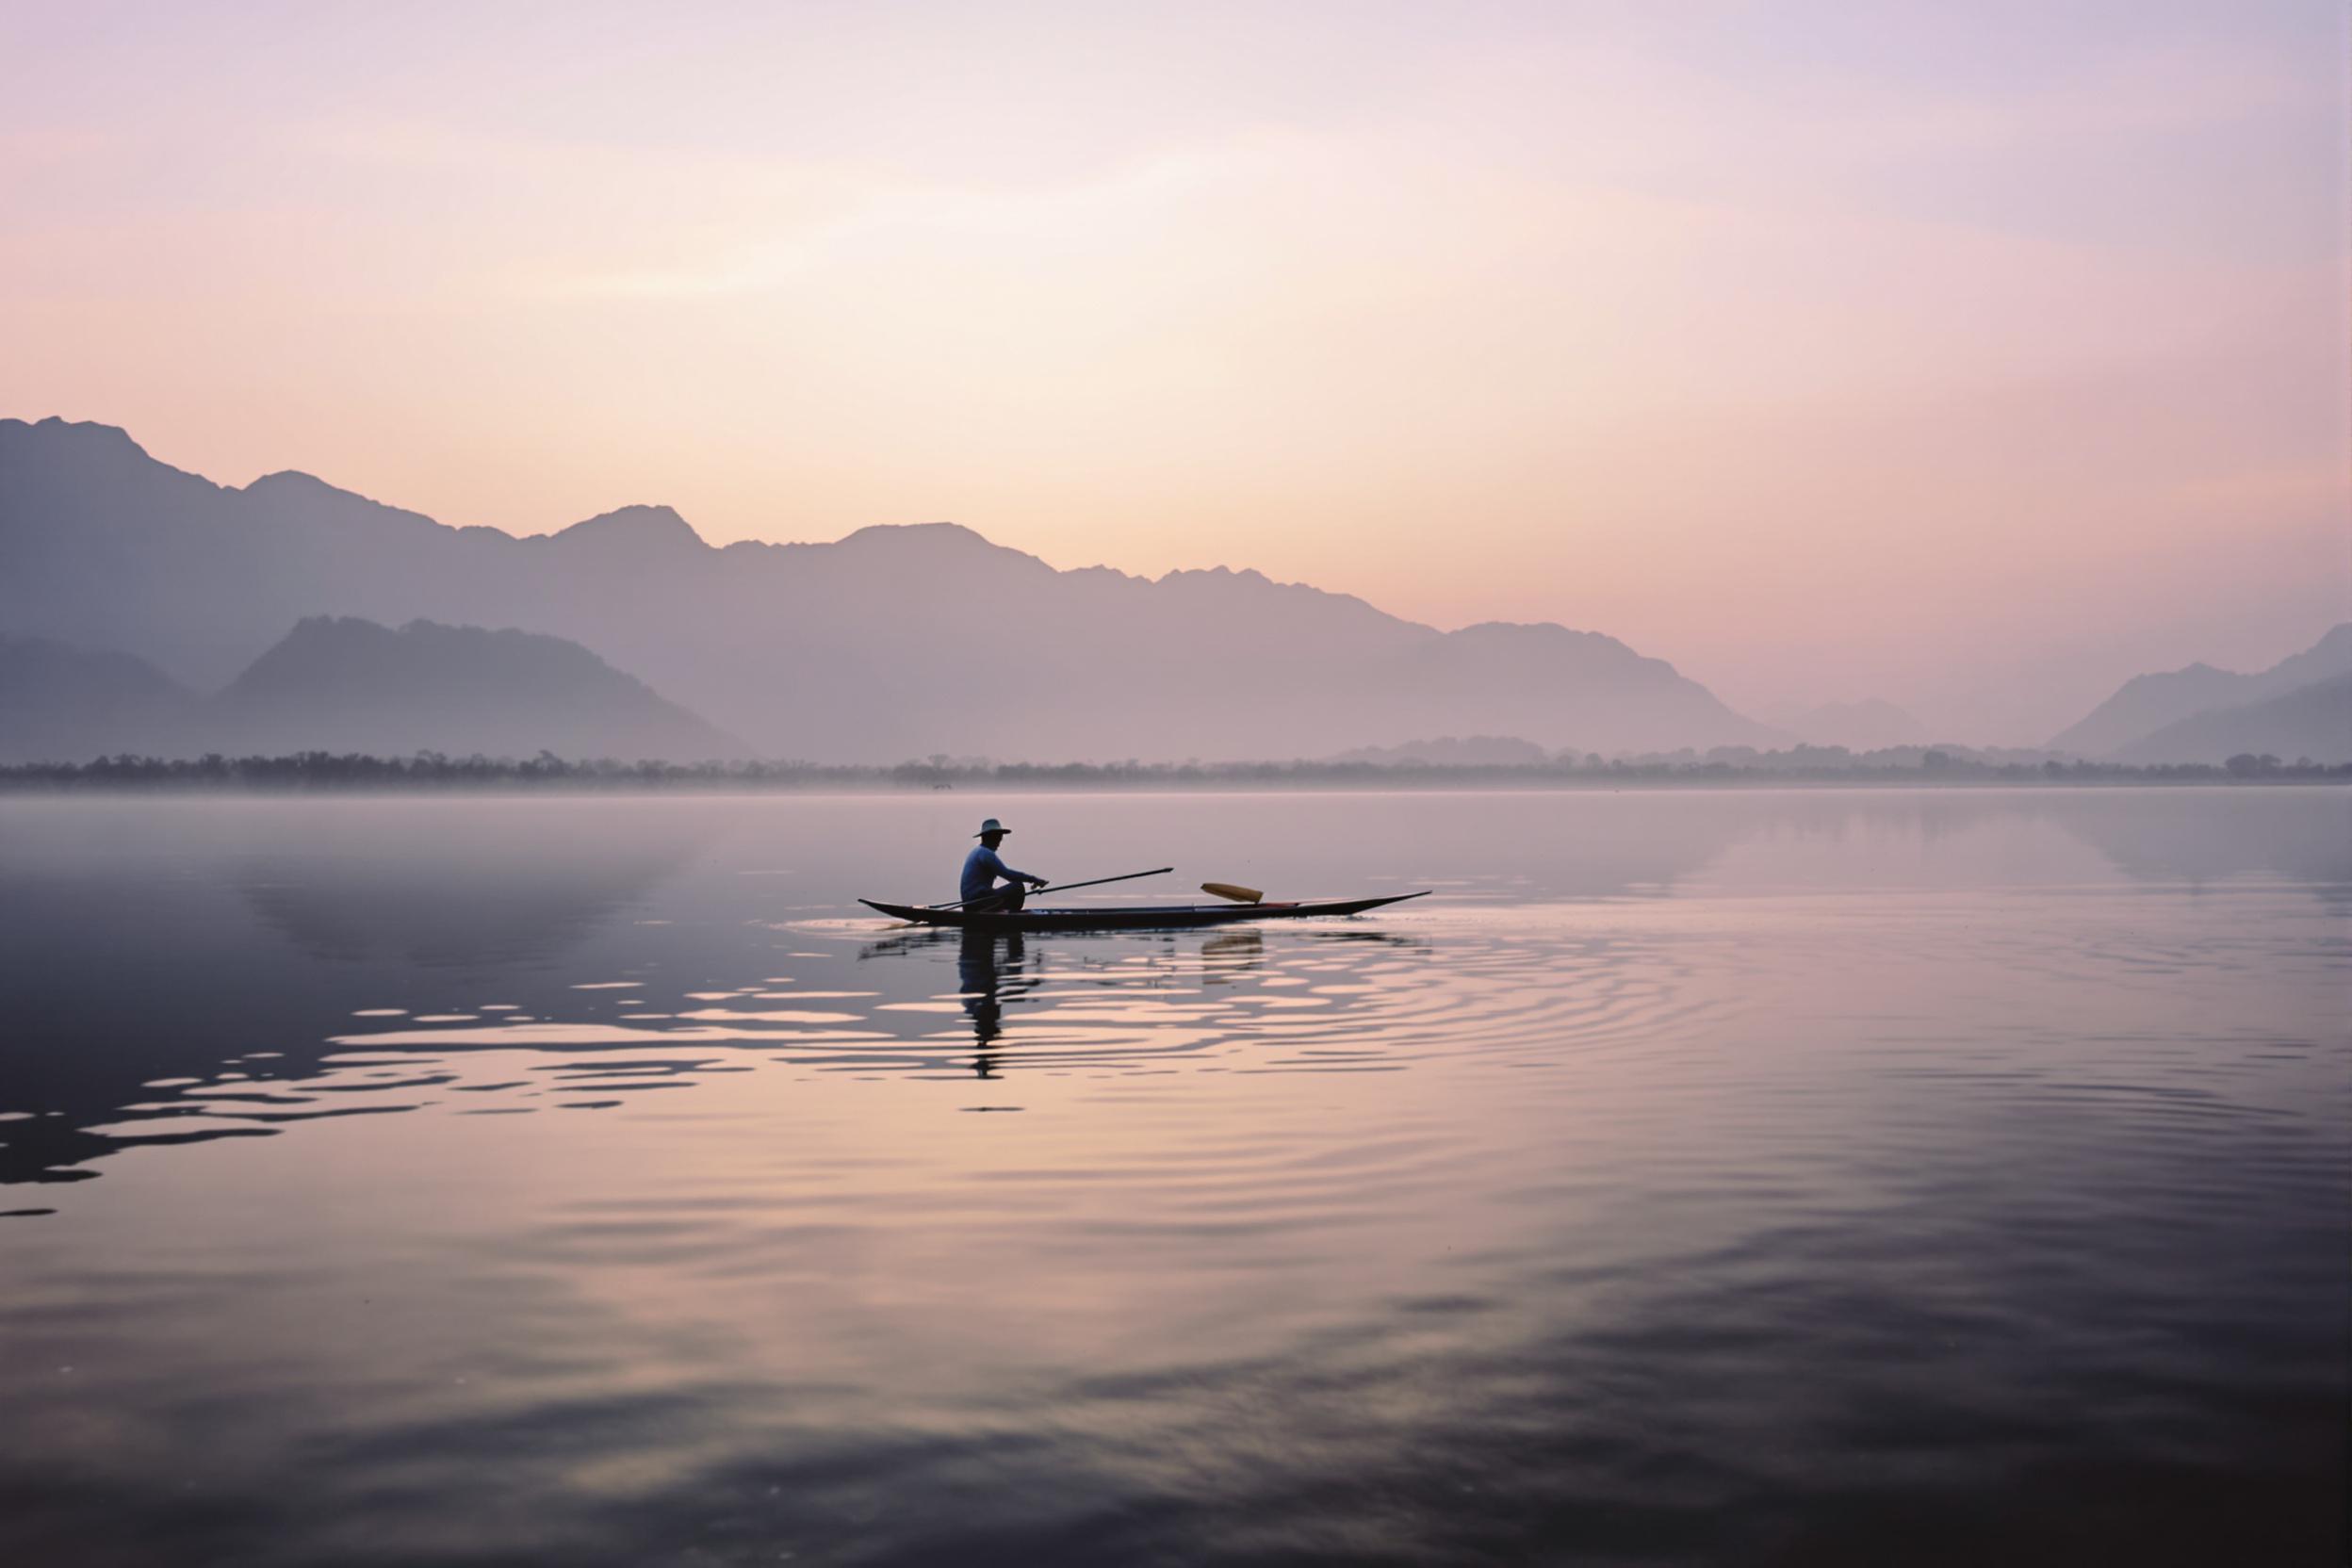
859,890,1429,932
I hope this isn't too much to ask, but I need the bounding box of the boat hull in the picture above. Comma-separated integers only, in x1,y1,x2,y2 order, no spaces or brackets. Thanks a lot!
859,891,1428,931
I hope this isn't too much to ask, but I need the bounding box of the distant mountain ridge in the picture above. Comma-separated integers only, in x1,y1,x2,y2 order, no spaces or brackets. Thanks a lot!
2049,625,2352,757
0,417,1776,761
0,633,203,760
0,618,737,763
217,617,740,760
2110,674,2352,765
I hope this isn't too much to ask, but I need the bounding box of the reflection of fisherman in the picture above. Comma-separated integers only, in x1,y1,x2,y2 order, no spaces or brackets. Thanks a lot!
960,817,1049,913
958,929,1026,1070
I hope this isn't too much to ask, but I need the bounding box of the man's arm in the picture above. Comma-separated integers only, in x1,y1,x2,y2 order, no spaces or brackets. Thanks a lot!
980,847,1047,888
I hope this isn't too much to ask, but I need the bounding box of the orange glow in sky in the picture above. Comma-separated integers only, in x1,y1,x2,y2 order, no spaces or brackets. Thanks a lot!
3,2,2344,739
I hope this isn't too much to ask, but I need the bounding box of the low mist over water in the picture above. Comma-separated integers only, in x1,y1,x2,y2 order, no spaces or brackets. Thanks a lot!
2,789,2344,1565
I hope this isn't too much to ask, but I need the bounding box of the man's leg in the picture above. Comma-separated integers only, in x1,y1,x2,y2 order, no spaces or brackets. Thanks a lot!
997,883,1027,913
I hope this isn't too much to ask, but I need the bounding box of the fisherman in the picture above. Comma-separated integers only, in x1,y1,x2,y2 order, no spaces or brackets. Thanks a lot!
961,817,1049,913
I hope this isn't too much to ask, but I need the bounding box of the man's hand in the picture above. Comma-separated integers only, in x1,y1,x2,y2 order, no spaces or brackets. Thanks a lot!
1029,875,1050,888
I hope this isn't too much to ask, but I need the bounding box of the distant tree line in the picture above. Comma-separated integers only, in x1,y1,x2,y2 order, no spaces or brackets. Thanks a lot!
0,747,2344,792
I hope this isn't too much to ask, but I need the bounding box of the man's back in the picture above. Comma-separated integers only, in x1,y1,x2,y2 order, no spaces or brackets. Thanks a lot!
962,843,1020,903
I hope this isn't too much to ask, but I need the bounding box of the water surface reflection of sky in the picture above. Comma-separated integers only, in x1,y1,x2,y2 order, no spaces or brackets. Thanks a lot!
1,790,2344,1565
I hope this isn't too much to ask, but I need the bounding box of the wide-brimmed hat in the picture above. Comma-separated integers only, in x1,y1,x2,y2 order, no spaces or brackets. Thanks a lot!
974,818,1011,837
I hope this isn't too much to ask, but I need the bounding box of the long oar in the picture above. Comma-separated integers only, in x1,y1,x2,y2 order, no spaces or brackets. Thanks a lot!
936,866,1173,911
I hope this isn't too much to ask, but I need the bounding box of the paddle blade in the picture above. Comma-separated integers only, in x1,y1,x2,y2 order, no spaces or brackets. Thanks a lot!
1201,881,1264,905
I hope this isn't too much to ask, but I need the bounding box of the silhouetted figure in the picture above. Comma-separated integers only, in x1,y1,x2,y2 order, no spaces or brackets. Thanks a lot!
961,817,1048,912
958,929,1028,1075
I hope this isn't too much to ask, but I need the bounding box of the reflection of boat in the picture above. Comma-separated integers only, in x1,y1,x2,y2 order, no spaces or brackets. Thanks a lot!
858,891,1429,931
1200,929,1264,962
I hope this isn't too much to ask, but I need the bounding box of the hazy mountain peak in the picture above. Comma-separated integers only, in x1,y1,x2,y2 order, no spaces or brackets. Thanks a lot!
242,469,356,499
1450,621,1640,660
842,520,987,542
0,631,200,762
548,504,705,551
2,417,210,495
2113,672,2352,765
810,522,1058,587
236,468,453,543
220,615,741,760
2049,623,2352,756
2264,623,2352,686
827,521,1028,558
4,416,154,459
244,468,327,491
1152,565,1402,630
286,612,384,639
1160,564,1272,587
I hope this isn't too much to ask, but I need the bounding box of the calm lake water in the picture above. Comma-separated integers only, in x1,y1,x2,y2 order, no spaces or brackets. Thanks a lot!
2,789,2345,1566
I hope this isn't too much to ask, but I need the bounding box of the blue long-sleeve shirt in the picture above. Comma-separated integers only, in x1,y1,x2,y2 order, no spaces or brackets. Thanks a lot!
961,844,1037,903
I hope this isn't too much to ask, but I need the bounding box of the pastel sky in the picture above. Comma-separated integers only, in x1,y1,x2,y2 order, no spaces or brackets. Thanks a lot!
4,0,2345,742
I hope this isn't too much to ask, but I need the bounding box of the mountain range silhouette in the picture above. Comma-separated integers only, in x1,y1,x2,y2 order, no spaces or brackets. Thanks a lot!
2108,673,2352,766
3,416,2343,765
0,417,1775,761
0,618,738,764
2049,624,2352,762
